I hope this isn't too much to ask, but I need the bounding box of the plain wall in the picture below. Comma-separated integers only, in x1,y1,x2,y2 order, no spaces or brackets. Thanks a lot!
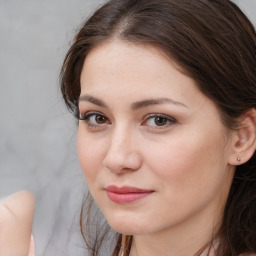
0,1,255,255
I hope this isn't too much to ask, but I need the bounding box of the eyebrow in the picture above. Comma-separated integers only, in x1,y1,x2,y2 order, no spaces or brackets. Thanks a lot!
79,94,188,110
131,98,188,110
79,95,107,108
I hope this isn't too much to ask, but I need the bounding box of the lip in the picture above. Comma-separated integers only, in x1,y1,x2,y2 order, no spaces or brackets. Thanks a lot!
105,186,154,204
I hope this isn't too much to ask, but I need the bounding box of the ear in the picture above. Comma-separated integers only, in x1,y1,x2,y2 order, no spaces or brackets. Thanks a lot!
229,108,256,165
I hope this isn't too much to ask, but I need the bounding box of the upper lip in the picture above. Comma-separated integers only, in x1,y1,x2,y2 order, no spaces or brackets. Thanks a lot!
105,185,154,194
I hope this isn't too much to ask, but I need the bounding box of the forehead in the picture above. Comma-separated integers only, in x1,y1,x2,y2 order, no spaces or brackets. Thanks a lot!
81,40,173,82
80,40,196,97
80,40,211,114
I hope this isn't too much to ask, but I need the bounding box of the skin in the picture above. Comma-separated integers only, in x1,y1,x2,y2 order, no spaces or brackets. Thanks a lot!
77,40,238,256
0,191,35,256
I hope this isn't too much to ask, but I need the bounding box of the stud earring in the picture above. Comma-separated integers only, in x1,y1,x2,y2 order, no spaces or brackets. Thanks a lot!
237,157,241,162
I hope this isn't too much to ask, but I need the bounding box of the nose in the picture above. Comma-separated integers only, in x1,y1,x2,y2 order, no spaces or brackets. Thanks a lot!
103,127,142,174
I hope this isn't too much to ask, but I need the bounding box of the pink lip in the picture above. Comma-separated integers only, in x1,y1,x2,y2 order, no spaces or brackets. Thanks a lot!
105,186,154,204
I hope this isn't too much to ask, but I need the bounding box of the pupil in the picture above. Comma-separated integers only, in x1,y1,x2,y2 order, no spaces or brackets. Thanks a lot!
96,115,106,123
155,117,167,126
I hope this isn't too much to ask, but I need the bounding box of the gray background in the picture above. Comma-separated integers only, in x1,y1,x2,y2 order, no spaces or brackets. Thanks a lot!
0,1,255,255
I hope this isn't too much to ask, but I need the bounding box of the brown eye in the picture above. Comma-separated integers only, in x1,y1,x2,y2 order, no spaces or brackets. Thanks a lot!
79,112,110,127
154,117,168,126
95,115,107,124
142,114,176,128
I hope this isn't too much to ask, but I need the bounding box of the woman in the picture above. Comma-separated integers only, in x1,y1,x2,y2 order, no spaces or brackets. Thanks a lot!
0,0,255,256
60,0,256,255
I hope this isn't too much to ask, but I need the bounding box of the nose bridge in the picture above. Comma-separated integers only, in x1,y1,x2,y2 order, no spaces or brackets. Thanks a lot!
111,123,130,150
103,123,141,173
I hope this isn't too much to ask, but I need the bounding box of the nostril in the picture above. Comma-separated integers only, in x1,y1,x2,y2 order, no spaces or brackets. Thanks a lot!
103,151,142,174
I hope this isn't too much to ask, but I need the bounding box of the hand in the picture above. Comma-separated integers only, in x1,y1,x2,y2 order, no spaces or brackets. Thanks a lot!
0,191,35,256
28,235,35,256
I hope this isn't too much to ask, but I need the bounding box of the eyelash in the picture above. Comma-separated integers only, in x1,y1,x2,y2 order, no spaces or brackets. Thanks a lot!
78,112,176,129
78,111,110,128
142,113,176,128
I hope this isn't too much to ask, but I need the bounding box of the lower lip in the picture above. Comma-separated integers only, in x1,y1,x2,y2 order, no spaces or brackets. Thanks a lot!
106,191,153,204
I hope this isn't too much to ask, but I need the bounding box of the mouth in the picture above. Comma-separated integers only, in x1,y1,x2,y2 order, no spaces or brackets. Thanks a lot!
105,185,154,204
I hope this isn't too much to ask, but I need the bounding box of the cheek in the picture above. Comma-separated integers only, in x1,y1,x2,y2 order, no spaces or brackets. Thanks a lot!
139,129,232,227
77,128,105,182
146,128,229,194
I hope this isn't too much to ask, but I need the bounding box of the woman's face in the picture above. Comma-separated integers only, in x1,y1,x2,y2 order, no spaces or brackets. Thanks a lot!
77,40,236,237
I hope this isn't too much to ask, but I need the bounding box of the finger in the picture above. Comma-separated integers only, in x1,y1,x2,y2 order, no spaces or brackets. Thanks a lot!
0,191,35,256
28,235,35,256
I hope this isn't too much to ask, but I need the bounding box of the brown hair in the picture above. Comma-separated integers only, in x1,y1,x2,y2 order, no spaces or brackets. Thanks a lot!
60,0,256,255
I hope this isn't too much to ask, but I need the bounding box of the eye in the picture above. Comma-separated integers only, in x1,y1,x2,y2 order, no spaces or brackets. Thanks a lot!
142,114,176,128
79,112,110,127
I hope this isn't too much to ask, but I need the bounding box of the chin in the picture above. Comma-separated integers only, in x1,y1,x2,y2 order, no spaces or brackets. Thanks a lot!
105,215,152,235
110,224,148,235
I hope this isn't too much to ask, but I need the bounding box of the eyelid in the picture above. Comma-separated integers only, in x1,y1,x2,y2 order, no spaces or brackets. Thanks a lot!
78,111,106,120
78,111,111,129
142,113,176,128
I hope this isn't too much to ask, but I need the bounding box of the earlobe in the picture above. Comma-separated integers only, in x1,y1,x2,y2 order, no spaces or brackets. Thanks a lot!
229,108,256,165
